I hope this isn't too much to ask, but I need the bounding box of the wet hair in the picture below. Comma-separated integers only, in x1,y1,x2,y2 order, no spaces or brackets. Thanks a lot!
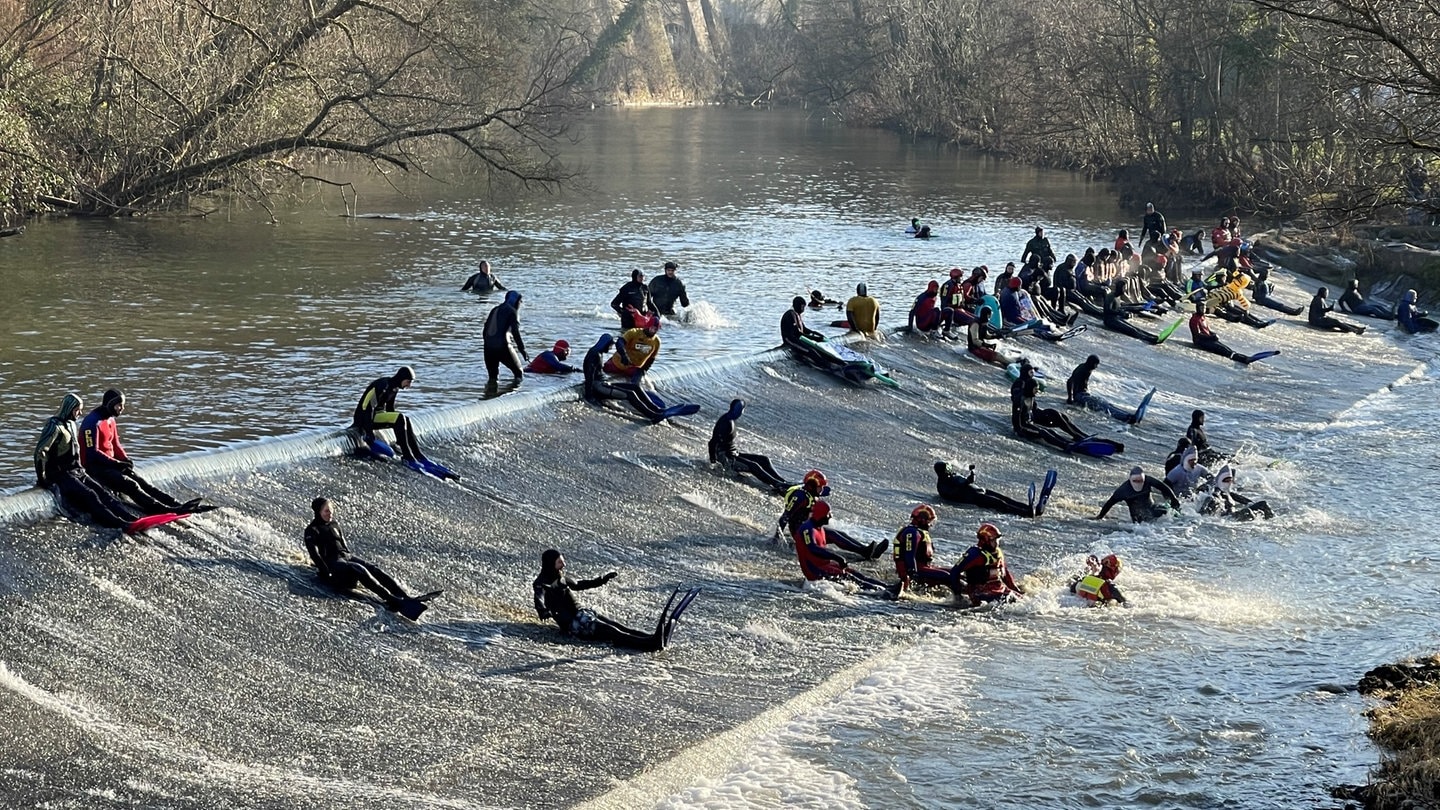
1085,354,1100,366
311,497,330,514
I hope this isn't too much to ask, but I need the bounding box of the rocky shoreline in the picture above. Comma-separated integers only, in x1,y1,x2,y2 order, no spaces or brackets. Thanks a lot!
1332,657,1440,810
1251,226,1440,307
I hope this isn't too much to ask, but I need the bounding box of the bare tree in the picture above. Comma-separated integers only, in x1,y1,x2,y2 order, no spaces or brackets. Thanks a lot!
2,0,611,217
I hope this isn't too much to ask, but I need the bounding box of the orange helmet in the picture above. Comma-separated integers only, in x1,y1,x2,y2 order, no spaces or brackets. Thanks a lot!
803,469,828,493
976,522,1001,544
1100,554,1122,576
911,504,937,525
810,500,831,521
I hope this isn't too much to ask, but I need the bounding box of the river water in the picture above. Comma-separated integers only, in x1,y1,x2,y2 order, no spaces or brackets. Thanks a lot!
1,108,1437,809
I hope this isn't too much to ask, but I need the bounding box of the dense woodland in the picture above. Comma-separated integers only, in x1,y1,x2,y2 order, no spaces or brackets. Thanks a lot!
1,0,1437,223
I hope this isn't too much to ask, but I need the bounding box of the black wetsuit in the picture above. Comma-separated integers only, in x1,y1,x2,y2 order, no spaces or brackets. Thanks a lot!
461,271,505,292
1338,285,1394,320
1102,289,1161,344
1308,294,1365,334
352,371,426,462
709,406,790,492
1141,210,1167,243
935,466,1033,517
532,570,662,651
1188,316,1254,364
610,281,656,329
1251,276,1303,315
304,518,410,606
1096,477,1181,522
1022,236,1056,268
482,293,527,383
648,275,690,317
1065,361,1137,424
780,308,835,370
33,394,139,529
581,335,665,420
1185,419,1226,466
1010,377,1077,450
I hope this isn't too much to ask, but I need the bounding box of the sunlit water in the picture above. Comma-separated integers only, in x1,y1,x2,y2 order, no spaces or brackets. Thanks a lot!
1,108,1437,809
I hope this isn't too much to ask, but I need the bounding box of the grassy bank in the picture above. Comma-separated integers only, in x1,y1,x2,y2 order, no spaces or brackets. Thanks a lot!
1351,657,1440,809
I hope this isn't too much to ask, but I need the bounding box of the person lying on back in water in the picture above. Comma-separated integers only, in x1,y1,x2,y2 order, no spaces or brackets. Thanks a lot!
304,497,429,612
1070,554,1127,605
934,461,1041,517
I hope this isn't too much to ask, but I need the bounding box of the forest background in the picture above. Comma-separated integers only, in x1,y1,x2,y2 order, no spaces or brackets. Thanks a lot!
0,0,1436,225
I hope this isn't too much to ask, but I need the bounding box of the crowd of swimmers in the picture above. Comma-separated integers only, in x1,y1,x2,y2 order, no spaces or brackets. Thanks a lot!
24,207,1434,650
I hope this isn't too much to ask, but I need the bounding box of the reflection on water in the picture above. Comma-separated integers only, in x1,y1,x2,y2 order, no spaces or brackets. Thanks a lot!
0,108,1125,482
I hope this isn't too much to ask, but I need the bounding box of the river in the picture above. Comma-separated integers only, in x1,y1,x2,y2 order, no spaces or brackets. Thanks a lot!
0,108,1436,809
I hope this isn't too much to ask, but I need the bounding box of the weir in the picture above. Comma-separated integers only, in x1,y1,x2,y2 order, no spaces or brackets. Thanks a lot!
0,346,794,525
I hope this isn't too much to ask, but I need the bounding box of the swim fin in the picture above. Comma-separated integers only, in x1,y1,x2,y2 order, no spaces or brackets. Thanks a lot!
1036,469,1058,516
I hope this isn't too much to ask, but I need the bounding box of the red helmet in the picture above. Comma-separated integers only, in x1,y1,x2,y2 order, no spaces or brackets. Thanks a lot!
1100,554,1122,575
911,504,937,525
976,522,1001,544
803,469,828,493
810,500,831,521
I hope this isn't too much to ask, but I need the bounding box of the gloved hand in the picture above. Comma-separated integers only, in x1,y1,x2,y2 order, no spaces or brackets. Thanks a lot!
537,609,551,621
602,571,618,583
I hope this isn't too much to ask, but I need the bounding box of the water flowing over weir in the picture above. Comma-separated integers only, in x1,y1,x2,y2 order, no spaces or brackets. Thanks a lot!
2,281,1438,807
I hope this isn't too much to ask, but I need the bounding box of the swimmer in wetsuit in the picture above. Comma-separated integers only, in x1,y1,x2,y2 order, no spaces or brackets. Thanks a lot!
892,504,961,596
482,290,529,386
1188,305,1264,364
781,295,839,369
79,388,193,514
708,399,794,493
532,549,676,651
304,497,429,611
461,260,507,293
34,393,141,529
581,334,666,421
352,365,432,466
1069,554,1127,605
1102,279,1162,344
1308,287,1367,335
1250,268,1303,316
933,461,1038,517
1337,279,1394,320
1197,464,1274,520
1093,466,1181,523
776,470,885,560
956,522,1026,607
524,340,576,374
1066,355,1141,424
1185,409,1229,466
793,501,900,596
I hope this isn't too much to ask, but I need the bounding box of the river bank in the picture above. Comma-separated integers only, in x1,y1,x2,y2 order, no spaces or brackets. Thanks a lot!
1333,657,1440,810
1251,226,1440,306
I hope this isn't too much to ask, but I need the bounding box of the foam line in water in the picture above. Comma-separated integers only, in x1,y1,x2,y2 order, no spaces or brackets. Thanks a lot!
573,642,909,810
0,345,795,525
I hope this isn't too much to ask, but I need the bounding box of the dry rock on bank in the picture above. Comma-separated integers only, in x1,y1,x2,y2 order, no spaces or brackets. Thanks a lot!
1253,227,1440,306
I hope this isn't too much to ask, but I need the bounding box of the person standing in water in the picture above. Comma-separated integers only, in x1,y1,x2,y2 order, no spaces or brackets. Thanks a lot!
483,290,529,387
648,261,690,318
